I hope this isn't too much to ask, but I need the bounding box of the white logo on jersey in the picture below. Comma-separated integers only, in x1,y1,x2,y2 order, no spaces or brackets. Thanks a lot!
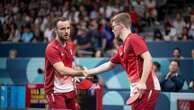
61,52,64,56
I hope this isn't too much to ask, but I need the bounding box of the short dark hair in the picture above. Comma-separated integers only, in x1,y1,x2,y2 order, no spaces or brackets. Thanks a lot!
173,47,181,53
153,61,161,70
170,59,180,67
53,17,69,28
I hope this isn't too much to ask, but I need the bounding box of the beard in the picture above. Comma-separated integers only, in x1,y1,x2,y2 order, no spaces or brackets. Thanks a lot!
58,34,70,43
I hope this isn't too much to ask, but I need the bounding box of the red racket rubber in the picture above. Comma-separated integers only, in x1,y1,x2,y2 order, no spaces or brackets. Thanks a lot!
126,92,140,105
77,79,92,90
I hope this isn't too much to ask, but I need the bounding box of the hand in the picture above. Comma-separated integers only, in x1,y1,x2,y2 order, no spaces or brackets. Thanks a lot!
74,77,81,83
80,66,89,77
135,81,147,98
81,70,88,77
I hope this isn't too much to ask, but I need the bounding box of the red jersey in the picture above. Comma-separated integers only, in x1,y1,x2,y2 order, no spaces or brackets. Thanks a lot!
111,33,160,90
44,39,74,94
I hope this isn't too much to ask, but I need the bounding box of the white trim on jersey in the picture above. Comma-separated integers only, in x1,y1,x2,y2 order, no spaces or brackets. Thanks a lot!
53,76,74,93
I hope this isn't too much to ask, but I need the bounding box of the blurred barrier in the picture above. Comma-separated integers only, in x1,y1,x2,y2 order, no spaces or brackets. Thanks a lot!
0,85,25,109
0,85,194,110
0,58,193,85
0,83,103,110
26,84,47,108
177,99,194,110
0,58,194,109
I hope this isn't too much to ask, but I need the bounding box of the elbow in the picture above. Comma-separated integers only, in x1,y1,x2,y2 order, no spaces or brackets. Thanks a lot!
110,64,115,69
108,62,115,69
149,57,153,63
144,56,153,67
145,55,152,63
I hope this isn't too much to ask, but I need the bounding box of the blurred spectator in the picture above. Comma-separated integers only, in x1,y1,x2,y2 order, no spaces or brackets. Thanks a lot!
153,28,163,41
1,0,194,44
132,0,147,30
32,25,44,42
44,24,54,42
128,6,140,32
0,21,3,41
180,27,189,41
188,14,194,40
172,47,184,60
191,49,194,58
188,80,194,90
145,0,159,26
2,23,11,41
132,0,145,19
75,27,94,57
172,12,186,40
87,19,102,51
160,60,184,92
7,23,20,42
163,22,177,41
104,38,122,57
8,49,17,59
152,61,163,82
98,18,114,51
20,24,34,43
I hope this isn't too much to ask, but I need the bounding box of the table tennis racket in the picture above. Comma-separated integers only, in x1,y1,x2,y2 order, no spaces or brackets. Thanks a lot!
77,79,92,90
126,92,140,105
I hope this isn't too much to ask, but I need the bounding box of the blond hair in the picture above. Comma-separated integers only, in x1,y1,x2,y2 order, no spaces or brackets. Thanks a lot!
111,12,131,29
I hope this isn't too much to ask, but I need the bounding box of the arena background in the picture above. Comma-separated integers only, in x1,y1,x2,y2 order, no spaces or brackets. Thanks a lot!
1,0,194,110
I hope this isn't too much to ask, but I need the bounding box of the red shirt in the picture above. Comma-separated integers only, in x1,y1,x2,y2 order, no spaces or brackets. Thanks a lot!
111,33,159,90
44,39,74,94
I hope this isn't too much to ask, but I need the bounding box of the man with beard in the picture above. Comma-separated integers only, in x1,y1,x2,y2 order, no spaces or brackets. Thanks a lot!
44,17,87,110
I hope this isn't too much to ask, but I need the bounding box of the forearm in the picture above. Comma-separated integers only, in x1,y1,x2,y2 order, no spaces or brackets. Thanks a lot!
62,66,83,76
53,62,84,76
140,57,153,83
87,61,115,75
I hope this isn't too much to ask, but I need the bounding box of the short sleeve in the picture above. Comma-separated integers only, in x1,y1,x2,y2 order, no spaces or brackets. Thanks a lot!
110,49,121,64
130,36,148,56
46,46,62,65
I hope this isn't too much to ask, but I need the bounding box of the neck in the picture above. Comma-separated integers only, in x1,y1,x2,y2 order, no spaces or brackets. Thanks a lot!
57,36,66,46
169,71,177,77
120,28,131,42
171,71,177,74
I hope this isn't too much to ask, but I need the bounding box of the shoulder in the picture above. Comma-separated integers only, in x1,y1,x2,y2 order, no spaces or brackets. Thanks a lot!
171,74,185,82
128,33,145,42
46,40,58,53
127,33,147,47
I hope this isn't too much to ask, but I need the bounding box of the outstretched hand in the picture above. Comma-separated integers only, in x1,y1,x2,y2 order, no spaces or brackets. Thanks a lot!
80,66,89,77
81,70,88,77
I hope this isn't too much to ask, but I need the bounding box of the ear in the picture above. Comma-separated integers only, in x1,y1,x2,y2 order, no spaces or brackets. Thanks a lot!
54,28,58,35
119,24,125,29
117,24,124,32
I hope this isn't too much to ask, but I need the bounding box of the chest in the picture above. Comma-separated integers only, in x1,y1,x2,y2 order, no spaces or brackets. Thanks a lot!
59,46,73,65
120,43,135,60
